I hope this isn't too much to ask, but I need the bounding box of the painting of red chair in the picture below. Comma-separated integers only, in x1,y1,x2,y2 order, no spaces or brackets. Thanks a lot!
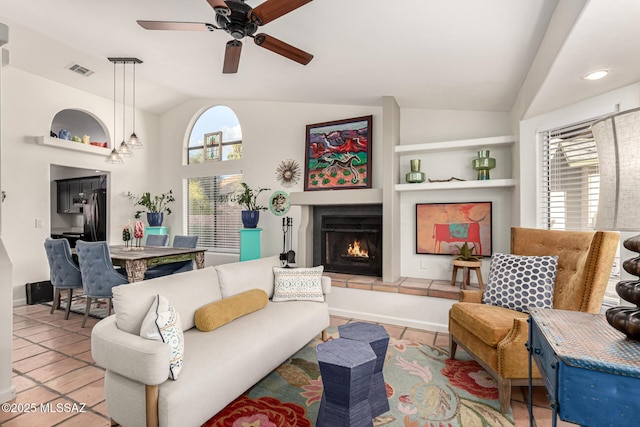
416,202,492,256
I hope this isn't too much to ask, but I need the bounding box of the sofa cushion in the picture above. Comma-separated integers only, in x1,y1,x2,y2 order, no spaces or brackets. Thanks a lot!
450,302,527,347
113,267,222,335
272,266,324,302
140,294,184,380
215,255,281,298
483,253,558,313
194,289,268,332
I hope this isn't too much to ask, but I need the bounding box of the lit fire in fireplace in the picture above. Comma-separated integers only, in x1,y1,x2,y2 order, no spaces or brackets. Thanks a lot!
347,240,369,258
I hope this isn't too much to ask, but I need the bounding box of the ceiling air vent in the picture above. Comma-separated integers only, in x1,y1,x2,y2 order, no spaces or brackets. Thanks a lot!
67,63,94,77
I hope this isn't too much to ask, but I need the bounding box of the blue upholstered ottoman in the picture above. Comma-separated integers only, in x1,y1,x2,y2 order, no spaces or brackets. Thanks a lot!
316,338,376,427
339,322,390,417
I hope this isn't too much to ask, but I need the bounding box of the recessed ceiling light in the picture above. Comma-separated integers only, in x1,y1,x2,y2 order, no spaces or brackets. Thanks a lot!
583,69,609,81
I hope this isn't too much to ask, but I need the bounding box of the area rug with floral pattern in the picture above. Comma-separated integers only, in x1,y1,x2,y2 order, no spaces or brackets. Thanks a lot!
203,328,513,427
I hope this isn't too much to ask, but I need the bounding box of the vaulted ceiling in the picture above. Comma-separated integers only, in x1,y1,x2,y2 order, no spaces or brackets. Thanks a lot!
0,0,638,117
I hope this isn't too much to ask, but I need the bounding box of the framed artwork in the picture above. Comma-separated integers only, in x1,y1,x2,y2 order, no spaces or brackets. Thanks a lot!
204,131,222,161
269,190,290,216
416,202,492,256
304,115,372,191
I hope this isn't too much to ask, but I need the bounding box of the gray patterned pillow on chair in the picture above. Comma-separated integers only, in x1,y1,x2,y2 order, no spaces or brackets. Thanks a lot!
482,252,558,313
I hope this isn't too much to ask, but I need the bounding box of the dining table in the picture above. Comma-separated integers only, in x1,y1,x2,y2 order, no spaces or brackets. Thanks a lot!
108,245,206,282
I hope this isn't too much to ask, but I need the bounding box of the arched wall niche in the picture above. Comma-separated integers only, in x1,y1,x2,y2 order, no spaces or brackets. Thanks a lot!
50,109,109,144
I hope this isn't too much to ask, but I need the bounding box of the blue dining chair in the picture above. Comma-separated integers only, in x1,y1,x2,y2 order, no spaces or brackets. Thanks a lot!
144,235,199,280
44,238,83,320
75,240,129,327
145,234,169,247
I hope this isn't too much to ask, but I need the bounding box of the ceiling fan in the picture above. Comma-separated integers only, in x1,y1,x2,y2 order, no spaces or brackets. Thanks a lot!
137,0,314,74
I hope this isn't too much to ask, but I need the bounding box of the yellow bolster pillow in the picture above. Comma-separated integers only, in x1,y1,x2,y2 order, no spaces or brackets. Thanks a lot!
194,288,268,332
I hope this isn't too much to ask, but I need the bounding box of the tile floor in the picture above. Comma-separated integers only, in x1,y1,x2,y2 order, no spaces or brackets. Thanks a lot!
4,304,571,427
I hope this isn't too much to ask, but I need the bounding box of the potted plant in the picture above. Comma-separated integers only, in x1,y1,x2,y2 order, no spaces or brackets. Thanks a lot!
127,190,175,227
453,241,481,262
226,182,270,228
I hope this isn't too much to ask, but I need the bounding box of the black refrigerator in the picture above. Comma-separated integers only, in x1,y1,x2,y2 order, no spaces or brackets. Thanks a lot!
83,189,107,241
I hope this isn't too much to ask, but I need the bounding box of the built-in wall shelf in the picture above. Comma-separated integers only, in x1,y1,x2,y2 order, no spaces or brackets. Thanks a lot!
395,178,516,192
395,135,515,155
36,136,111,156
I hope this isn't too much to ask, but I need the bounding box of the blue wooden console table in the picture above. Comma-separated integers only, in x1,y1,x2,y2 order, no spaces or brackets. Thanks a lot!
528,308,640,427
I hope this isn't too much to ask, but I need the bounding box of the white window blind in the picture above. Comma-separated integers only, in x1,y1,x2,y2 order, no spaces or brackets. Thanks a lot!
184,174,242,252
539,119,599,231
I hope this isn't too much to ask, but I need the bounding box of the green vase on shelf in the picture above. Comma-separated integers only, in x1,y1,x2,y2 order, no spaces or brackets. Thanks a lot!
406,159,425,183
472,149,496,180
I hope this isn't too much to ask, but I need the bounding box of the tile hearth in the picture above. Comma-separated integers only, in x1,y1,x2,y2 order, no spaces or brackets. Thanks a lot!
325,272,480,300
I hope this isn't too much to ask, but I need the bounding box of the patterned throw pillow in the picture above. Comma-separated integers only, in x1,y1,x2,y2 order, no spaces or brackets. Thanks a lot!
140,294,184,380
272,266,324,302
482,253,558,313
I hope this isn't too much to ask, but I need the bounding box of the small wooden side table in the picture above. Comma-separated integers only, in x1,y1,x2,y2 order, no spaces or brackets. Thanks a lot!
450,259,484,290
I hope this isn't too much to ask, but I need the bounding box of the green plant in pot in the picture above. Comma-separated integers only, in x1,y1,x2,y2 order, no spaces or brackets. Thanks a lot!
453,242,481,262
128,190,175,227
226,182,270,228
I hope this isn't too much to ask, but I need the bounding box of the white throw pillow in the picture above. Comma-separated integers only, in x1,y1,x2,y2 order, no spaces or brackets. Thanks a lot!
482,252,558,313
272,266,325,302
140,294,184,380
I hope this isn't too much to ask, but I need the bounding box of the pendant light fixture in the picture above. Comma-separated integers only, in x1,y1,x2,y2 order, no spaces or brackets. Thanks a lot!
105,60,124,164
117,62,133,158
128,61,143,149
105,57,143,163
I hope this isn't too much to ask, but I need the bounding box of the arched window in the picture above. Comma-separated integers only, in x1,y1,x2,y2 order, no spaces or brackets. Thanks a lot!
184,106,243,251
187,106,242,164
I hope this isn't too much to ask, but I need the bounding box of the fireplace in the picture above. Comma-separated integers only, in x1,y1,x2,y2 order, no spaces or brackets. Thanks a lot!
313,205,382,276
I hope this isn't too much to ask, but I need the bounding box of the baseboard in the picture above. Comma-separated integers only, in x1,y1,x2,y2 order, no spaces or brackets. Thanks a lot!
0,384,16,404
328,307,449,332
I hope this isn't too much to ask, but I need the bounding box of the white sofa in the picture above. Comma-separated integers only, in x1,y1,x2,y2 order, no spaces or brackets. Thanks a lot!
91,255,331,427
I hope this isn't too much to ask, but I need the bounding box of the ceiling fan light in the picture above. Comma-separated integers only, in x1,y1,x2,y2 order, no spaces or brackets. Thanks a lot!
583,69,609,81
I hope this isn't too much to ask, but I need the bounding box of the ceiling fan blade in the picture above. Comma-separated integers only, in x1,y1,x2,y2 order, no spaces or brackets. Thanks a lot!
254,33,313,65
223,40,243,74
137,20,216,32
252,0,313,25
206,0,230,16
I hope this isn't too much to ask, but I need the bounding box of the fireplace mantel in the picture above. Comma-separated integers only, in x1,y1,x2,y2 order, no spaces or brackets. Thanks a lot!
290,188,382,206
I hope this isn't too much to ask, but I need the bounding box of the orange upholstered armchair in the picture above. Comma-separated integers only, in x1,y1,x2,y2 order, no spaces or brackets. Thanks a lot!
448,227,619,413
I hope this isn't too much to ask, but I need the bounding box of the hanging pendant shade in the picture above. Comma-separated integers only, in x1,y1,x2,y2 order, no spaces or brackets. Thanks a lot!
105,59,124,164
105,147,124,164
128,61,143,149
118,140,134,157
128,132,143,149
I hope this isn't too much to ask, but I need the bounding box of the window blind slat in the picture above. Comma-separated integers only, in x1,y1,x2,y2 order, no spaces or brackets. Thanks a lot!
539,119,599,231
184,174,242,252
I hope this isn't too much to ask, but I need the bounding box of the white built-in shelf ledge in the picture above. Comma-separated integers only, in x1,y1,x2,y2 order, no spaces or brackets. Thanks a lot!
35,136,111,156
395,135,515,155
395,178,516,192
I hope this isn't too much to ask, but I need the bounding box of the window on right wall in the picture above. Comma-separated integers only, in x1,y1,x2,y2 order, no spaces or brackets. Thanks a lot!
539,118,599,231
538,117,620,307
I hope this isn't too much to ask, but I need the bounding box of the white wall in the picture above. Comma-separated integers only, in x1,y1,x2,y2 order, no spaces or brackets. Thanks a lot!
399,109,514,281
2,67,159,304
